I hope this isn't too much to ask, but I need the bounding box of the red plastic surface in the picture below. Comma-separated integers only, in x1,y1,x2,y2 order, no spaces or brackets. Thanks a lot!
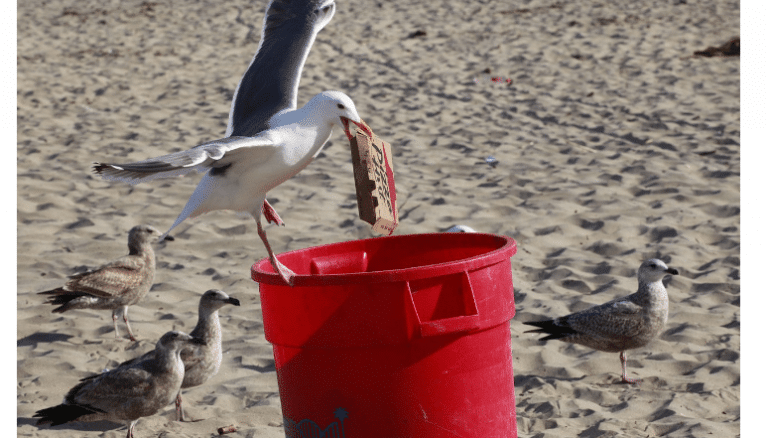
251,233,518,437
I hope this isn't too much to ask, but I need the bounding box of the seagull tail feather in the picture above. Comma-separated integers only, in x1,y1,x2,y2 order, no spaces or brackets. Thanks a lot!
33,403,96,427
523,319,578,341
38,290,95,313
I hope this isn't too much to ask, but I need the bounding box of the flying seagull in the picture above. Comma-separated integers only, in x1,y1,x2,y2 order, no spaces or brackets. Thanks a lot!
226,0,339,226
524,258,679,383
92,0,370,285
94,92,369,286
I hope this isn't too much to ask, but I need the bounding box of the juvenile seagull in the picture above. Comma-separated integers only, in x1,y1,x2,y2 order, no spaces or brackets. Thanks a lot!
93,92,369,286
38,225,162,341
127,290,241,421
34,331,204,438
178,290,240,421
524,258,679,383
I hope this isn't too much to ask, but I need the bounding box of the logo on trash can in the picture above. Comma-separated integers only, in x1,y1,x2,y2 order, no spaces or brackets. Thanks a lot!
284,407,349,438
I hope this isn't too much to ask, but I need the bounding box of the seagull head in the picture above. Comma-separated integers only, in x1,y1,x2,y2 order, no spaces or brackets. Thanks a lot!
200,289,241,311
129,224,162,240
638,258,679,283
157,330,205,352
128,225,164,251
309,91,373,140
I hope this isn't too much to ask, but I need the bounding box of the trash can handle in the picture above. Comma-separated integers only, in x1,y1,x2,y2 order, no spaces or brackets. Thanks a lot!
407,271,481,337
418,314,481,337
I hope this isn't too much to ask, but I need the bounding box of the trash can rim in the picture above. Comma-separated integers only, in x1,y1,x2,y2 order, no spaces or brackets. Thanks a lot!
251,232,516,287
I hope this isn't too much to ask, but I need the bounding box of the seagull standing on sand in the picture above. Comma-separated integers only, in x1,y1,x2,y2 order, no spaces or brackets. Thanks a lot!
34,331,204,438
38,225,162,341
524,258,679,384
92,0,371,286
176,290,240,421
116,290,240,421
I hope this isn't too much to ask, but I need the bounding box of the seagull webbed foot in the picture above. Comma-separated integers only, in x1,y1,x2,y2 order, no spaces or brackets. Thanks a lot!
272,259,296,287
262,200,285,227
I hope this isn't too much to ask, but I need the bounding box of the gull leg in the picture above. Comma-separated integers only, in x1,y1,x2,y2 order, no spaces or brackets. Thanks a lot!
262,200,285,226
121,307,137,342
112,309,121,339
256,217,295,286
176,390,203,422
126,419,137,438
619,351,639,384
176,391,185,421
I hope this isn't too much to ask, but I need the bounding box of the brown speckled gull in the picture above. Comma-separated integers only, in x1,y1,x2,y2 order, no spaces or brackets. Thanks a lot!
177,289,240,421
38,225,162,341
524,258,679,383
33,331,204,438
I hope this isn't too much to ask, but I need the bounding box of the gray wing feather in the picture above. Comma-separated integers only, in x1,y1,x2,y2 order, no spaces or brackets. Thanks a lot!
93,136,274,183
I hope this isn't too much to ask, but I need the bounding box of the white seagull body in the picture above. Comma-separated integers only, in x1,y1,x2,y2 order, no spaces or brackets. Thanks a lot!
94,92,370,285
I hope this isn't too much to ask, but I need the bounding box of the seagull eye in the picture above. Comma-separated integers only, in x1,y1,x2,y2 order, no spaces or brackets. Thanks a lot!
337,103,345,110
322,5,331,13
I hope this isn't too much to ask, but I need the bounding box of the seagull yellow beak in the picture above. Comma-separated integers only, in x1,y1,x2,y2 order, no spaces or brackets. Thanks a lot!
341,117,373,141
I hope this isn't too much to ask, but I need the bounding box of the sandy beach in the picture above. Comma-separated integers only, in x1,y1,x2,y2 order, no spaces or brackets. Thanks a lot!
17,0,739,436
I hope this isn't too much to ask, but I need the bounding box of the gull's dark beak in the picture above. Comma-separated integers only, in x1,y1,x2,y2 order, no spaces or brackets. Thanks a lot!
666,267,679,275
163,235,175,242
341,117,373,141
226,297,241,306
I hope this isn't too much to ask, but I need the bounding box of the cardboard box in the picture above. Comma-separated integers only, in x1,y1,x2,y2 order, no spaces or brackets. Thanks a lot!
349,120,398,235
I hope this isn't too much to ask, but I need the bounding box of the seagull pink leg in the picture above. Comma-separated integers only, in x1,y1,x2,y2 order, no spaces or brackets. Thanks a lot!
121,307,137,342
118,306,136,342
112,310,121,339
176,392,185,421
619,351,639,384
256,217,295,286
262,200,284,226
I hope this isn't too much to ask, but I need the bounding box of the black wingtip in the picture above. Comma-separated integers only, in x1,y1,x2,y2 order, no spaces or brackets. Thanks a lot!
92,162,108,174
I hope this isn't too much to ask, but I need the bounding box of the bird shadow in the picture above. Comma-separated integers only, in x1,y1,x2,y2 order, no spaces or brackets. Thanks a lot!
19,417,124,433
514,373,589,387
241,363,276,373
17,332,73,347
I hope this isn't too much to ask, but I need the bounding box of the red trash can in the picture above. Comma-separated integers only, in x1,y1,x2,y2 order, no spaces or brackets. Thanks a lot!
251,233,518,438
